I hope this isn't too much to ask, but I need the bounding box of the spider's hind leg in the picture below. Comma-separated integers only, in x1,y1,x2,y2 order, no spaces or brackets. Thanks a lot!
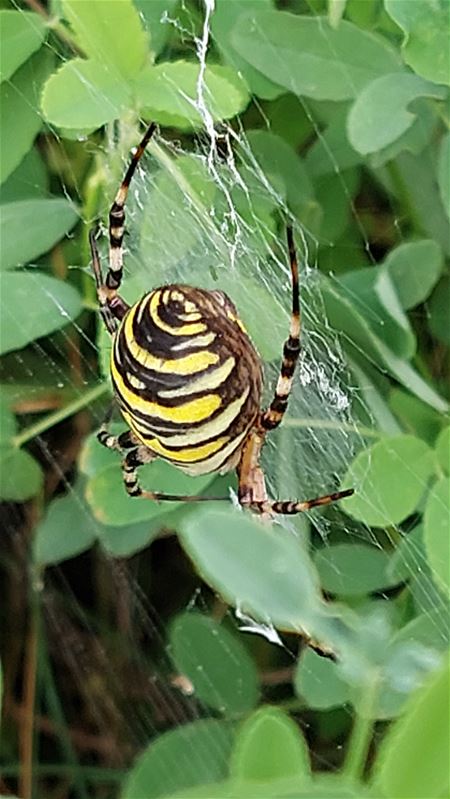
247,488,354,516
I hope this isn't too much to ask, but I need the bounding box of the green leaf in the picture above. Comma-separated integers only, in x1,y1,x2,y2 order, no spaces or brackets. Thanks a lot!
338,268,415,359
1,199,79,270
372,655,450,799
85,459,214,526
295,648,351,710
368,98,438,169
231,12,401,101
122,719,234,799
0,48,54,184
0,399,17,445
0,10,46,82
136,62,249,128
388,388,443,445
62,0,148,79
347,73,446,155
0,447,43,501
383,239,443,310
230,706,311,782
134,0,178,58
1,147,48,202
424,477,450,598
342,435,435,527
41,58,132,129
314,543,396,596
246,129,315,216
179,506,327,635
394,151,450,257
95,518,163,557
387,525,427,584
169,612,259,715
322,278,448,412
34,488,97,565
305,108,363,177
437,132,450,222
211,0,283,101
0,272,82,355
384,0,450,86
435,426,449,476
429,275,450,346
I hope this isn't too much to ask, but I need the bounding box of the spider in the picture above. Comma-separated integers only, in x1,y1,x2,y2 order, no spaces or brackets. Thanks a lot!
89,123,353,516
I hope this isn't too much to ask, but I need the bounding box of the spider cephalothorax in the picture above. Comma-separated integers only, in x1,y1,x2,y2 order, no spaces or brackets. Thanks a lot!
90,123,353,515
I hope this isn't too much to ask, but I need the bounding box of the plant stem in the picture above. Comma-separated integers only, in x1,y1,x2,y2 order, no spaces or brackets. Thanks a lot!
13,383,108,449
343,675,379,781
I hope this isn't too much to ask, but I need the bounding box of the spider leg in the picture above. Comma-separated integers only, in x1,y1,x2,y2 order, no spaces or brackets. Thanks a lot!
106,122,157,292
245,487,354,515
89,227,129,333
262,225,301,432
122,446,229,503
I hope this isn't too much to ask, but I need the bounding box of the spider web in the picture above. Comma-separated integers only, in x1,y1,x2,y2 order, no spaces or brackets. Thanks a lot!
1,1,448,796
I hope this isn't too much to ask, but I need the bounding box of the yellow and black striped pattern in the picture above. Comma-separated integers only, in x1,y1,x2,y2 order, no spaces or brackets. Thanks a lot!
111,284,263,476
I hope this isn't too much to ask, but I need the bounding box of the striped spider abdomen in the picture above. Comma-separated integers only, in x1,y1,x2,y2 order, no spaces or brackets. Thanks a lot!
111,284,263,476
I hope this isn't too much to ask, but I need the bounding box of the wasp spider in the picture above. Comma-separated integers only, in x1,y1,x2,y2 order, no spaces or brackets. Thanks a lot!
90,123,353,516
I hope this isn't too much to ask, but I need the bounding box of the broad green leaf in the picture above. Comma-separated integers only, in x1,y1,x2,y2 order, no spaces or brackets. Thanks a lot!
305,108,363,177
62,0,148,79
315,168,359,243
136,62,249,128
0,272,81,354
0,447,43,501
134,0,178,58
179,507,329,636
122,719,234,799
368,98,438,169
0,48,54,184
96,517,164,557
230,706,310,782
0,399,17,445
424,477,450,598
387,525,427,584
342,435,435,527
347,73,446,155
0,10,46,82
211,0,283,101
231,12,401,101
314,543,396,596
339,268,416,359
394,150,450,257
384,0,450,86
41,58,132,129
1,199,79,270
372,655,450,798
382,239,443,309
163,774,369,798
295,648,351,710
85,460,215,526
246,129,315,216
1,147,48,202
322,278,449,412
435,426,449,476
437,132,450,222
428,275,450,346
34,488,97,565
170,612,259,715
388,388,443,445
